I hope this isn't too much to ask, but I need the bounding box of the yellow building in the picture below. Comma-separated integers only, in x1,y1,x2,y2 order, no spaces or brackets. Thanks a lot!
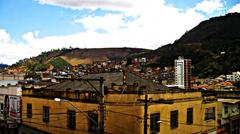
20,79,218,134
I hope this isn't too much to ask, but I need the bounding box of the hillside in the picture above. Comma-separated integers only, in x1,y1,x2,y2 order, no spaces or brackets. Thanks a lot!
11,47,149,72
141,13,240,78
9,13,240,77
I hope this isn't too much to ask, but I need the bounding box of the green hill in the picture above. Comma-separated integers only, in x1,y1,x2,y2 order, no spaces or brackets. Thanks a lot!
139,13,240,78
11,47,149,72
48,57,72,69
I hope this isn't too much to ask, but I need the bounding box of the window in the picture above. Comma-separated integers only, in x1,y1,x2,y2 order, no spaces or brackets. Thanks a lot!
67,110,76,130
43,106,50,122
150,113,160,133
224,106,228,114
0,103,3,114
88,112,98,132
0,103,3,110
187,108,193,125
205,107,215,120
170,110,178,129
27,103,32,118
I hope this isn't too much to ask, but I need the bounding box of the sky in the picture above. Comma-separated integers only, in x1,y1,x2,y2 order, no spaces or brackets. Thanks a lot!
0,0,240,65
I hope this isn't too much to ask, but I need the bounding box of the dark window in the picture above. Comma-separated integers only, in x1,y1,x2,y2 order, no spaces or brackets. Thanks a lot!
0,103,3,110
232,118,240,134
150,113,160,133
0,103,3,114
67,110,76,130
205,107,215,120
43,106,50,122
88,112,98,132
170,110,178,129
27,103,32,118
187,108,193,124
224,106,228,114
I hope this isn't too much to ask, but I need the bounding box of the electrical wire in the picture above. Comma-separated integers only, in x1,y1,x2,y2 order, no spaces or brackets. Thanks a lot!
106,110,142,119
159,117,216,128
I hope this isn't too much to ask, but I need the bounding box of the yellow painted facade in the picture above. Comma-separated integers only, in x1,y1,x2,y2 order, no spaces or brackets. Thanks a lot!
22,91,218,134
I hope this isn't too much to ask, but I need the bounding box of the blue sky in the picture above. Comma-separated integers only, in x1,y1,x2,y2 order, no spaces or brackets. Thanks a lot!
0,0,240,64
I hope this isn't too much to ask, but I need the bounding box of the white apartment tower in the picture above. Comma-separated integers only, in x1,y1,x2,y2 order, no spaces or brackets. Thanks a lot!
175,57,191,89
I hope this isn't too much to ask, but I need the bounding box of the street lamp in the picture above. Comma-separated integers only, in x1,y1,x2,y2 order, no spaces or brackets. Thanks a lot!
54,98,62,102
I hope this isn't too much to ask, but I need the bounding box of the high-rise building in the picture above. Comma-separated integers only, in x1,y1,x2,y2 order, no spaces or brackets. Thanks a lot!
174,57,191,89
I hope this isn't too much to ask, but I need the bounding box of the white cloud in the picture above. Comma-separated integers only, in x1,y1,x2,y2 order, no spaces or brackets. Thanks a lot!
75,13,127,32
22,32,35,43
228,3,240,13
73,0,206,47
3,0,227,65
0,29,11,43
38,0,132,10
194,0,223,14
0,29,39,64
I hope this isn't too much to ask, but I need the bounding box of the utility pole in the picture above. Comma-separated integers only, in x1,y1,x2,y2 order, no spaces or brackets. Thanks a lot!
143,94,148,134
138,94,173,134
99,77,105,134
138,94,149,134
74,77,105,134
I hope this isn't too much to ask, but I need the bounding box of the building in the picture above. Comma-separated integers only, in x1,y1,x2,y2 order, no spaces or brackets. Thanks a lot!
226,71,240,82
217,99,240,134
202,90,240,134
174,57,191,89
20,73,217,134
0,73,24,81
0,85,22,133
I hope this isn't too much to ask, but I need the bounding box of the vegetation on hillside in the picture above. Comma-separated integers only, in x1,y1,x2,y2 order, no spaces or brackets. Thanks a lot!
10,47,148,72
140,13,240,78
48,57,72,69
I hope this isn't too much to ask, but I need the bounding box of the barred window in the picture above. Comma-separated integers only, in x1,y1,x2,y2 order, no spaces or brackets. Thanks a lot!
67,110,76,130
43,106,50,122
205,107,215,120
27,103,32,118
170,110,178,129
150,113,160,133
187,108,193,125
88,112,98,132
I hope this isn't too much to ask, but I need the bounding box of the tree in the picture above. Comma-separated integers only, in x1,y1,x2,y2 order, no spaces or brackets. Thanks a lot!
34,63,49,71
